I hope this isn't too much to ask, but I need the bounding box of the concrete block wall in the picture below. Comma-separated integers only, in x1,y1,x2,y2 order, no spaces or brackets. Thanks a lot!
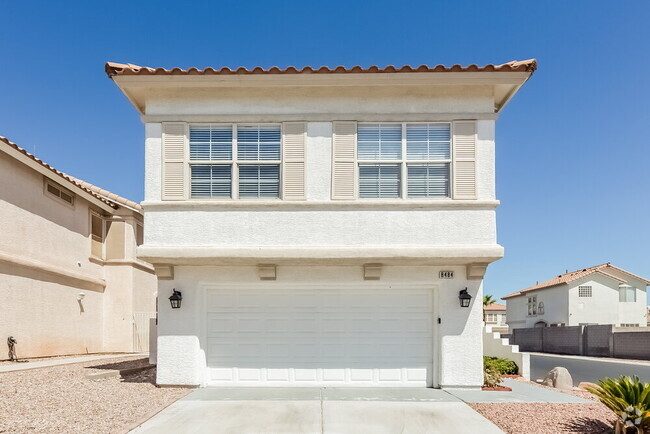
511,328,543,352
541,326,584,355
584,325,613,357
613,331,650,360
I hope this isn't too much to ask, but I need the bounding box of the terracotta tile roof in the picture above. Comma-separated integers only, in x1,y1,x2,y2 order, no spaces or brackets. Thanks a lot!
0,136,142,213
105,59,537,77
502,263,650,300
484,302,506,311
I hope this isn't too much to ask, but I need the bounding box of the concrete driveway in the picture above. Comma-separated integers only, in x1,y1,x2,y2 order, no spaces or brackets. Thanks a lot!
130,388,503,434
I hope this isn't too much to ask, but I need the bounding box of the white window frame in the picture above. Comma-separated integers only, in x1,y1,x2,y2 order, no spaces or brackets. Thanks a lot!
188,123,283,200
356,122,453,199
578,286,593,298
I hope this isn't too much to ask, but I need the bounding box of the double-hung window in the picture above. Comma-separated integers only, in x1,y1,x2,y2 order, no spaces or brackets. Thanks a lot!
357,123,451,198
189,124,281,199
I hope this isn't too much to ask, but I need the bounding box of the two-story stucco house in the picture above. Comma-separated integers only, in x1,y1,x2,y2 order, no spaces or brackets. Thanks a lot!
503,263,649,329
106,59,536,388
0,136,157,359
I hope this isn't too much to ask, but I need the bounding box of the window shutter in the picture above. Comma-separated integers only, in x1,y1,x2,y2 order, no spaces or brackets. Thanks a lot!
282,122,306,200
452,121,477,199
332,121,357,200
162,122,187,200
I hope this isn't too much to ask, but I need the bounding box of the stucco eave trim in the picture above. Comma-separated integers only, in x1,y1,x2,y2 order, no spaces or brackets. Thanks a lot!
136,245,504,266
141,199,500,211
0,252,106,291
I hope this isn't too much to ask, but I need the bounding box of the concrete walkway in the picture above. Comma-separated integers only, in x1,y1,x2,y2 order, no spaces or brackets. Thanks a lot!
131,387,505,434
447,378,589,403
0,353,147,373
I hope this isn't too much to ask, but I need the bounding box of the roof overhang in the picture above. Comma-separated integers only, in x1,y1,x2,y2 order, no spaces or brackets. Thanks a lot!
106,61,537,115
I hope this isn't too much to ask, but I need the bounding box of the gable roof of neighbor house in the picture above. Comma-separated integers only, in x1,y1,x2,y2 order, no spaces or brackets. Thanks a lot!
0,136,142,214
105,59,538,77
502,263,650,300
484,302,506,311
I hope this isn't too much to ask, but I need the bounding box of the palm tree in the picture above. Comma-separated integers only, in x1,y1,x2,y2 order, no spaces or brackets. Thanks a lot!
483,295,496,307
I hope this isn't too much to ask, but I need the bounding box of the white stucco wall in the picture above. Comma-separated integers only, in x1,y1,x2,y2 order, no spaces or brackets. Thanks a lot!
156,265,484,388
483,325,530,380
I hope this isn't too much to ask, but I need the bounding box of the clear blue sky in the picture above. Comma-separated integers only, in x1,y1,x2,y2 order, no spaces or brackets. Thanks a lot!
1,1,649,301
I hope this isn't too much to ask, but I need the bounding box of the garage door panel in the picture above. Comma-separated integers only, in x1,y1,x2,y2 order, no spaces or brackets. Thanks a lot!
206,287,434,387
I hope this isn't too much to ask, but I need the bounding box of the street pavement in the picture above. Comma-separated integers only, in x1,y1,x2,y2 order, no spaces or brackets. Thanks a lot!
529,352,650,385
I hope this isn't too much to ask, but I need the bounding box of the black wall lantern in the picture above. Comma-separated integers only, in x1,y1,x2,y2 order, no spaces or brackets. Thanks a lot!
458,288,472,308
169,289,183,309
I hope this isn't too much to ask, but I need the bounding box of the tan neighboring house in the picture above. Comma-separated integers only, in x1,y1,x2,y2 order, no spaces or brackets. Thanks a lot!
484,302,507,326
0,136,157,359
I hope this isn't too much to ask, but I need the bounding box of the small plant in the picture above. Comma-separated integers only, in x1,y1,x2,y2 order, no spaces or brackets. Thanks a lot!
586,376,650,433
484,356,519,375
484,365,502,388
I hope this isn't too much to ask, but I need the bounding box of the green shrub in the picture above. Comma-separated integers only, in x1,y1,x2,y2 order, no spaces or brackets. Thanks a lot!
586,376,650,432
484,356,519,375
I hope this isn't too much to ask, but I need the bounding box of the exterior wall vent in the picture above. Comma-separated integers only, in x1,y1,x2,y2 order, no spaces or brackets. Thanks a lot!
439,271,454,279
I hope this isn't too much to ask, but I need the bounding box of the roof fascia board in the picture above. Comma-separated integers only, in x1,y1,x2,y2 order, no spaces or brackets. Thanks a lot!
112,71,531,89
140,112,500,123
0,145,117,214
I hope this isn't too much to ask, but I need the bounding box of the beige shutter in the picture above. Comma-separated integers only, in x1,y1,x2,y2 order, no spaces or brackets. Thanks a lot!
282,122,306,200
162,122,187,200
332,121,357,200
453,121,477,199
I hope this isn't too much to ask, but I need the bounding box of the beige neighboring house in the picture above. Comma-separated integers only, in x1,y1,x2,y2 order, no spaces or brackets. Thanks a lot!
484,302,507,327
0,136,157,359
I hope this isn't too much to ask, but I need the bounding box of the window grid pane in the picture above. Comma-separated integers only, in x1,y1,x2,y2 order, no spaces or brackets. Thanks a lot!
578,286,592,298
407,163,450,198
406,124,451,160
237,125,281,161
357,124,402,160
189,126,233,160
359,164,401,198
239,165,280,198
191,165,232,198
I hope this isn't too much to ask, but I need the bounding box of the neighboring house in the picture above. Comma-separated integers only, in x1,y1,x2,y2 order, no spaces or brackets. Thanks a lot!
503,263,649,329
0,136,157,359
106,59,536,388
484,302,507,326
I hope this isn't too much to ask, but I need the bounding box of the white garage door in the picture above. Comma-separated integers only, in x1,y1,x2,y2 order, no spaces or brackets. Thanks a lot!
206,287,434,387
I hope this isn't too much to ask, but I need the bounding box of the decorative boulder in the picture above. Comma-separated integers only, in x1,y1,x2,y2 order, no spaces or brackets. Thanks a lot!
542,367,573,390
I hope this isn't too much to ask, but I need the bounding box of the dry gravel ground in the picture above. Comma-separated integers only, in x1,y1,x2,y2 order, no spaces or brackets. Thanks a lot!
0,356,188,434
469,379,617,434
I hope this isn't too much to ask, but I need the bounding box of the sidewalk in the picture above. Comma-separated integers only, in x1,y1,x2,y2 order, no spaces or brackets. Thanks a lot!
0,353,147,373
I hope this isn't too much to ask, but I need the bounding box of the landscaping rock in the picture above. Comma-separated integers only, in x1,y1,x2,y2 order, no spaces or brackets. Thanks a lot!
542,367,573,390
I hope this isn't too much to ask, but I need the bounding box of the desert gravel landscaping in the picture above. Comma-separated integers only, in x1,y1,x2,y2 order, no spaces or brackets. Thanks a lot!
469,379,617,434
0,356,188,434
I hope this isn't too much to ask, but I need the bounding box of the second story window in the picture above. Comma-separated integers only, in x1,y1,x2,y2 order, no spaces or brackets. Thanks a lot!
619,284,636,302
578,286,592,297
527,295,537,316
357,123,451,199
189,124,281,199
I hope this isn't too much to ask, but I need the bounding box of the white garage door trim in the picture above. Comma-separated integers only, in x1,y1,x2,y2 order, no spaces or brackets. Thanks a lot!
198,283,439,388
